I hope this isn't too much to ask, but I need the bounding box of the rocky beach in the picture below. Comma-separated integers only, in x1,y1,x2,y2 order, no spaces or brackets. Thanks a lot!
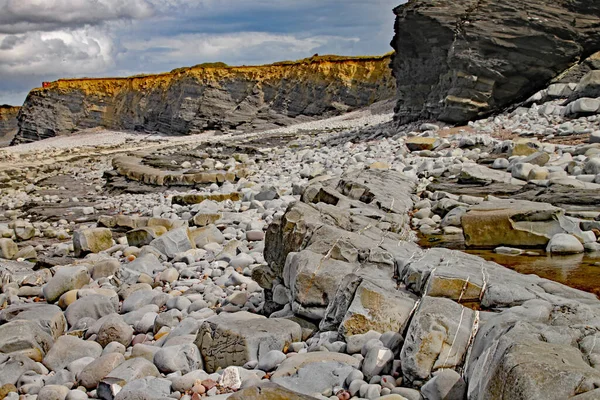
2,1,600,400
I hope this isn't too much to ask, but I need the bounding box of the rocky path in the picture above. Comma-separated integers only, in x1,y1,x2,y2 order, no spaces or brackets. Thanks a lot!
1,83,600,400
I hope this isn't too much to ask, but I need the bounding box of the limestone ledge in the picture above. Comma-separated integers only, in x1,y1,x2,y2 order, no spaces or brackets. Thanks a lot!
111,156,250,186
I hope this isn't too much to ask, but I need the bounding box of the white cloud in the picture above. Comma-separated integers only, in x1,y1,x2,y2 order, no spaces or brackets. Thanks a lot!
0,27,114,77
121,32,360,67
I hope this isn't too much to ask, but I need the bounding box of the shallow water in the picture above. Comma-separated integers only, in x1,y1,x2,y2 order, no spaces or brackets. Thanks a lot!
418,233,600,296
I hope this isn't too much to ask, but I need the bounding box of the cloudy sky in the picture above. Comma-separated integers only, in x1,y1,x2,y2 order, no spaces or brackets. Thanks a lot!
0,0,403,106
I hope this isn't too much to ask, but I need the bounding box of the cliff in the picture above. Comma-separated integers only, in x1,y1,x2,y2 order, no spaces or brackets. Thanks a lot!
0,105,20,147
13,54,395,144
391,0,600,124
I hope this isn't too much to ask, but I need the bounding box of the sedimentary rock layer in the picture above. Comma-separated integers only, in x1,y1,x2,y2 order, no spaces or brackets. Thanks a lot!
390,0,600,124
0,105,19,147
13,55,395,144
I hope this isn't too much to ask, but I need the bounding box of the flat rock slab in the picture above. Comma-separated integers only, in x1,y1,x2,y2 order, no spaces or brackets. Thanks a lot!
461,199,576,248
195,311,302,373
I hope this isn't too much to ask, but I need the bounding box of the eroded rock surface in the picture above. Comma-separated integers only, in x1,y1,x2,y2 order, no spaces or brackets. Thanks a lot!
390,0,600,124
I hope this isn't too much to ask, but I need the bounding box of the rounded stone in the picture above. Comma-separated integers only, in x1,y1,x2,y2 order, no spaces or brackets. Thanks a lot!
546,233,584,254
257,350,286,372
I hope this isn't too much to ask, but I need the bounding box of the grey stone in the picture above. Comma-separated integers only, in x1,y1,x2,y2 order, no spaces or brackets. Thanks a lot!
37,385,70,400
569,98,600,114
195,311,302,373
420,369,466,400
149,227,194,258
73,228,113,257
98,358,160,400
257,350,287,372
153,343,202,374
346,330,382,355
0,238,18,259
78,352,125,390
0,319,54,360
190,225,224,248
169,369,210,392
121,290,167,313
340,280,417,339
43,335,102,371
43,266,90,303
96,314,134,347
65,294,117,327
400,297,476,383
546,233,584,254
362,346,394,380
92,259,120,280
0,303,66,340
114,377,171,400
0,353,44,386
271,352,360,396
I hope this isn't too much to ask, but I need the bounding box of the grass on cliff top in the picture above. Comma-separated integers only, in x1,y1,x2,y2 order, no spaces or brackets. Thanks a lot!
53,52,394,83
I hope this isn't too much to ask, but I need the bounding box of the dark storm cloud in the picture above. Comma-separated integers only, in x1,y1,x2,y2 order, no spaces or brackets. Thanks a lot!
0,0,154,33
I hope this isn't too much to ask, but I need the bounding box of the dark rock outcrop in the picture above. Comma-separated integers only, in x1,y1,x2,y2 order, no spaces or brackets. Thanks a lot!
13,55,395,144
0,105,19,147
390,0,600,124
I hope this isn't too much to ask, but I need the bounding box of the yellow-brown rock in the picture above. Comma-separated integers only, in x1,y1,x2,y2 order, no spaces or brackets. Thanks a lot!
406,137,438,151
14,54,395,143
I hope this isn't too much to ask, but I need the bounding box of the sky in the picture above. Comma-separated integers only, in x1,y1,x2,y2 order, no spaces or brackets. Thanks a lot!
0,0,404,106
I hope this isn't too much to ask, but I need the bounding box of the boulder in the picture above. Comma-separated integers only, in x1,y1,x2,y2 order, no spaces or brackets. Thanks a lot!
0,304,66,340
339,280,417,338
78,353,125,390
153,343,202,374
113,377,171,400
64,294,118,327
0,319,54,360
0,353,44,386
126,227,162,248
96,314,134,347
420,369,466,400
73,228,113,257
546,233,585,254
271,352,360,396
43,266,90,303
189,225,225,248
390,0,600,124
195,311,302,373
467,300,600,400
98,358,160,399
191,212,222,227
228,383,319,400
150,227,194,258
0,238,18,260
400,296,476,384
43,335,102,371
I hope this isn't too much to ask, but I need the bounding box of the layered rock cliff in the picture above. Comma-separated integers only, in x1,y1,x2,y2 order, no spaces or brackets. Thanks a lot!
0,105,19,147
391,0,600,124
13,55,395,144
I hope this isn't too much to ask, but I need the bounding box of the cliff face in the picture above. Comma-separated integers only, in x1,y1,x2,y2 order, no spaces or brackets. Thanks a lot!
391,0,600,124
13,55,395,144
0,105,20,147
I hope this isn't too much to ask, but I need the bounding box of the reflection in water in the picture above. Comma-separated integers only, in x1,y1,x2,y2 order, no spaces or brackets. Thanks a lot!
419,234,600,296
